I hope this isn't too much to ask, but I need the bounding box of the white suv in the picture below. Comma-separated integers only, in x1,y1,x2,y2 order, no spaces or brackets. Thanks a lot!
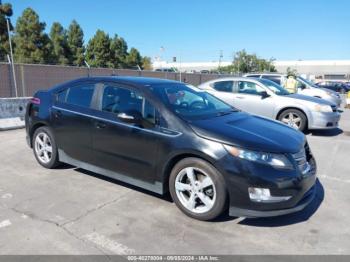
245,73,341,107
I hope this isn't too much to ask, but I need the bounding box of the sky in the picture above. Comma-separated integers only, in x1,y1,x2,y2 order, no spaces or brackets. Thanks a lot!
7,0,350,62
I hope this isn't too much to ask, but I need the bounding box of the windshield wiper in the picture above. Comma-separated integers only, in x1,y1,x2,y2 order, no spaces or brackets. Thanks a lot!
216,109,237,116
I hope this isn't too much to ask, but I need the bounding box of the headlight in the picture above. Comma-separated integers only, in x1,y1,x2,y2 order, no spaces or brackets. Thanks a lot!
223,145,293,169
314,104,332,113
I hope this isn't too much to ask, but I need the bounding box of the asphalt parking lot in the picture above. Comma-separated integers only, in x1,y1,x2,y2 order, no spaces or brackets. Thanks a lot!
0,110,350,255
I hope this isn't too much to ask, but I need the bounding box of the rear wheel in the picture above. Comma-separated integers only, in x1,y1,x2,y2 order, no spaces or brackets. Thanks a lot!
32,126,60,169
278,109,307,132
169,158,227,221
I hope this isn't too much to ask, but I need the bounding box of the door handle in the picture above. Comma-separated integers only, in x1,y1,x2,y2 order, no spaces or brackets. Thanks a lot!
236,96,245,99
54,110,62,118
95,121,107,129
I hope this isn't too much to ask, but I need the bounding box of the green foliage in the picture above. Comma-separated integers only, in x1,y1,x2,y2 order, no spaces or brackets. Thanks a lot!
67,20,85,66
219,49,277,74
110,35,128,68
50,22,69,65
85,30,113,67
13,8,54,64
141,56,152,70
125,47,142,68
0,2,13,61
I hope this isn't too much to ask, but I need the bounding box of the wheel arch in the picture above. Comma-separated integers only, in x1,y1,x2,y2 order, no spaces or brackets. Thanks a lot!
160,151,218,194
29,122,48,148
276,106,309,128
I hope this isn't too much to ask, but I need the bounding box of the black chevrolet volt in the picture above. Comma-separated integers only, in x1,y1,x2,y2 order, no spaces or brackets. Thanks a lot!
25,77,317,220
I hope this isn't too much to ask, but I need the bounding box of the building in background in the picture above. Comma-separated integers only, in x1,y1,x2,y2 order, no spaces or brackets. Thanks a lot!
153,60,350,81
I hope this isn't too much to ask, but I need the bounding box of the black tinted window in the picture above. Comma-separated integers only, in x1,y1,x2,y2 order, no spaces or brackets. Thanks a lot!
57,89,68,103
101,85,157,127
65,83,95,108
212,81,233,92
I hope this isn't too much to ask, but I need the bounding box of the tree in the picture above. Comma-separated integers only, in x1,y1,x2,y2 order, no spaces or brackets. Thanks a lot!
49,22,69,64
0,2,13,61
85,29,113,67
67,20,85,66
125,47,142,68
13,8,54,64
141,56,152,70
110,35,128,68
219,49,276,74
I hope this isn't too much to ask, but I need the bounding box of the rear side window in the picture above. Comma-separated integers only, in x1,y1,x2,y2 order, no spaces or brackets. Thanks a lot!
59,83,95,108
211,81,233,92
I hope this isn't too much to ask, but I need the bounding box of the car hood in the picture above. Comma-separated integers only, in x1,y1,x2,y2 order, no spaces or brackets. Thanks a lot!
190,112,305,153
285,94,335,106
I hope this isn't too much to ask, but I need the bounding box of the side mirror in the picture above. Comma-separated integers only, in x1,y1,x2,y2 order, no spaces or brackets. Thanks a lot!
260,91,270,98
117,110,142,125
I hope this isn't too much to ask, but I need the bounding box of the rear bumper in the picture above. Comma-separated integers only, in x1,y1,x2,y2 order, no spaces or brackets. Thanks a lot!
309,111,341,129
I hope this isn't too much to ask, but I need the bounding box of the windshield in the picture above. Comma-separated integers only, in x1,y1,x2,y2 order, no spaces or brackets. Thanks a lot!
298,77,318,88
257,79,290,96
153,83,236,120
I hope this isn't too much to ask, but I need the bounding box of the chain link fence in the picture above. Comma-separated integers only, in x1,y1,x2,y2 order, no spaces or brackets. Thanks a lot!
0,62,232,98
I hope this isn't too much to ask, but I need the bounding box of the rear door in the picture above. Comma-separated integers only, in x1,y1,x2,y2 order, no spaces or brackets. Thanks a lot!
232,80,275,118
90,82,160,184
51,81,98,163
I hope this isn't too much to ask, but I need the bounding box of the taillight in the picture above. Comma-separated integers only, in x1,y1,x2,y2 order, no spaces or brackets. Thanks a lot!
31,97,41,105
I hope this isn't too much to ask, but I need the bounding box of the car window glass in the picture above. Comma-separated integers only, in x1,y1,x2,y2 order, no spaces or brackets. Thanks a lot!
262,75,281,85
212,81,233,92
101,85,158,127
65,83,95,108
238,81,265,95
57,88,68,103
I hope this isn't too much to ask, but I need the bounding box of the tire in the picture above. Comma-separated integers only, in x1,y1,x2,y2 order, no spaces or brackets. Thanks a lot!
169,157,227,221
32,126,60,169
278,109,307,132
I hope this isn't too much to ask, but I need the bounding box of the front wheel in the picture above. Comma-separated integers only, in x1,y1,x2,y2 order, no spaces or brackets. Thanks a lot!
278,109,307,132
169,158,227,221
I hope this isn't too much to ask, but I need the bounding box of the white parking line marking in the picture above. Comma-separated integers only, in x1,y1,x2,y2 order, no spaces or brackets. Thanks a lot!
84,232,135,255
319,174,350,184
1,193,13,199
0,219,12,229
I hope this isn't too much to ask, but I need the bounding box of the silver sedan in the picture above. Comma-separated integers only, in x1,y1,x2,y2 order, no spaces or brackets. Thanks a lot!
198,77,341,131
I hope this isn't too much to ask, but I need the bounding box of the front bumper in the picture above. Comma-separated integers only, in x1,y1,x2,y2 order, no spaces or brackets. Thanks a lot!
217,149,317,218
309,111,341,129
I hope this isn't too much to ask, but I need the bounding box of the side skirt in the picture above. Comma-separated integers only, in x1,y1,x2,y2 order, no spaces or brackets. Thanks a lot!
58,149,164,194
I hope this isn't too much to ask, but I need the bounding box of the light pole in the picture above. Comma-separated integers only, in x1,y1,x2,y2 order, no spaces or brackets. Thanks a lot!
6,17,18,97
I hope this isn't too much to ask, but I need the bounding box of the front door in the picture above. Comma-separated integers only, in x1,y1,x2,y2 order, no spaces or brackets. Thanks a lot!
232,80,275,118
91,82,160,184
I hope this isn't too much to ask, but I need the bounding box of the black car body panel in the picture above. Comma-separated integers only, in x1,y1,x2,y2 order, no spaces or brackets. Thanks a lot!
25,76,317,218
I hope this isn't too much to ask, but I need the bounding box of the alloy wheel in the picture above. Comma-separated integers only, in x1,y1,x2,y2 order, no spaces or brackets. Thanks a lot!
34,132,53,164
175,167,216,214
281,112,302,129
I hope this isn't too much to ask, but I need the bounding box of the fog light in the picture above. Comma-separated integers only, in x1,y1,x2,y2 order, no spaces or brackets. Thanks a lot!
248,187,292,203
248,187,271,201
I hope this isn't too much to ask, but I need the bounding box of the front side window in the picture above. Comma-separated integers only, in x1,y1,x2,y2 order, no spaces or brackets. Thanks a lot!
237,81,265,95
211,81,233,92
56,83,95,108
101,85,157,127
257,79,290,96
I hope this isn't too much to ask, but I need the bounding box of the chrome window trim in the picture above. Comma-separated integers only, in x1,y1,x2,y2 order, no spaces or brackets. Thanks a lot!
52,106,182,138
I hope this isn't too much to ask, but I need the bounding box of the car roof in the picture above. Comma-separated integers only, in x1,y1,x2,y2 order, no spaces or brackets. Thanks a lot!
200,77,264,85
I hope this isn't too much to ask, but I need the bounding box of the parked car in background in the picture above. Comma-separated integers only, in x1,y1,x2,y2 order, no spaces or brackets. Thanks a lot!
154,68,177,73
245,73,342,107
316,81,350,94
25,77,317,220
198,77,340,131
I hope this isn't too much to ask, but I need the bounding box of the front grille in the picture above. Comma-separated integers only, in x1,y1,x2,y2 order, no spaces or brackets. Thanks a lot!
292,146,310,174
